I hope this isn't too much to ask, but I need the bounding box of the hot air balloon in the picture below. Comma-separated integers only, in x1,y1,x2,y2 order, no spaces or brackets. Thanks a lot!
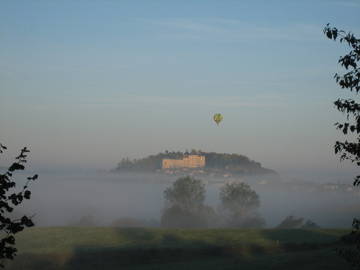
213,113,223,126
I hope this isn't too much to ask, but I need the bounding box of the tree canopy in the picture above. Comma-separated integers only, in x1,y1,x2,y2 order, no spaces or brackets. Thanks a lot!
219,182,263,227
220,182,259,214
161,176,217,228
164,176,205,212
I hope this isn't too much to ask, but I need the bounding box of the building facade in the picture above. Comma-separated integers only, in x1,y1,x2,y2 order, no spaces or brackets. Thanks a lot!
162,155,205,169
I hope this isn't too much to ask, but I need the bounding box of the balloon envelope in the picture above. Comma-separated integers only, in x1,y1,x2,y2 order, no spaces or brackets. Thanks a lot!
213,113,223,125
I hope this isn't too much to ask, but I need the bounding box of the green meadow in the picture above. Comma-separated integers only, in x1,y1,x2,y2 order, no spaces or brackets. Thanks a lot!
4,227,353,270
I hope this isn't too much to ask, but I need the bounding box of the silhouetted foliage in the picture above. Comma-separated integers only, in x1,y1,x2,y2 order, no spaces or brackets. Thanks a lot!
324,24,360,183
338,218,360,268
219,182,264,227
324,24,360,268
0,144,36,267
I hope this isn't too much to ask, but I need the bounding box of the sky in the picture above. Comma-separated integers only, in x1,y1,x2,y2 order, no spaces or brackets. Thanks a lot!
1,0,360,178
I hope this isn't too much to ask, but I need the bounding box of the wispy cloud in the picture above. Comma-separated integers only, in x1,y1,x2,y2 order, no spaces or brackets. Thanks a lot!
1,95,289,118
140,18,323,42
81,94,288,109
330,0,360,8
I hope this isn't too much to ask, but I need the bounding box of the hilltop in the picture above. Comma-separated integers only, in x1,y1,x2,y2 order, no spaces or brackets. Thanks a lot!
113,150,277,177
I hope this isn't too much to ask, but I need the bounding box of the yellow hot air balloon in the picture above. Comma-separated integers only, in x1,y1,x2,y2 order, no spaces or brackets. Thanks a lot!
213,113,223,126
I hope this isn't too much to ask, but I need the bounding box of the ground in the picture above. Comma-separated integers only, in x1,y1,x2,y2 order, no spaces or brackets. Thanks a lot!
5,227,352,270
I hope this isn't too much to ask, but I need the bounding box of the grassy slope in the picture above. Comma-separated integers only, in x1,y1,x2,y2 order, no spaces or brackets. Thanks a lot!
5,227,352,270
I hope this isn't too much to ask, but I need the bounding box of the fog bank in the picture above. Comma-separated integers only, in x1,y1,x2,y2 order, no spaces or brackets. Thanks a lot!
14,171,360,228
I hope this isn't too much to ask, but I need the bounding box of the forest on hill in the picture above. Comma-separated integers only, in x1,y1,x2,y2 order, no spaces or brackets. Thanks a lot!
113,150,276,175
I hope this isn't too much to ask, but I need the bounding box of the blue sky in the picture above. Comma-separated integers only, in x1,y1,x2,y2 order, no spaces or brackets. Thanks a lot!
1,0,360,177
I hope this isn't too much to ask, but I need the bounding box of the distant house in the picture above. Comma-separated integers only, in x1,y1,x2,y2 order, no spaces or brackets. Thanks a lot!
162,155,205,169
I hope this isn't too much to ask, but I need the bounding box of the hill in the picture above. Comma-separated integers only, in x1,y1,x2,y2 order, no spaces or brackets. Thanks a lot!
113,150,276,176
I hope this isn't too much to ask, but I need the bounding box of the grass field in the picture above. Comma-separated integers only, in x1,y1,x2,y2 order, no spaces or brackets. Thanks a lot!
4,227,353,270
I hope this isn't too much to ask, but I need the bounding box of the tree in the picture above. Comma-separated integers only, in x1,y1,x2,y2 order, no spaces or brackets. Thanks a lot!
324,24,360,267
323,24,360,184
219,182,263,227
164,176,205,212
161,176,215,228
0,144,37,267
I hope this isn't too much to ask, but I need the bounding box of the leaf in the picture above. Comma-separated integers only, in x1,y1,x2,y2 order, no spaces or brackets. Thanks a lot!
24,191,31,200
21,216,34,227
332,29,338,40
326,31,332,39
8,163,25,172
4,236,15,245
